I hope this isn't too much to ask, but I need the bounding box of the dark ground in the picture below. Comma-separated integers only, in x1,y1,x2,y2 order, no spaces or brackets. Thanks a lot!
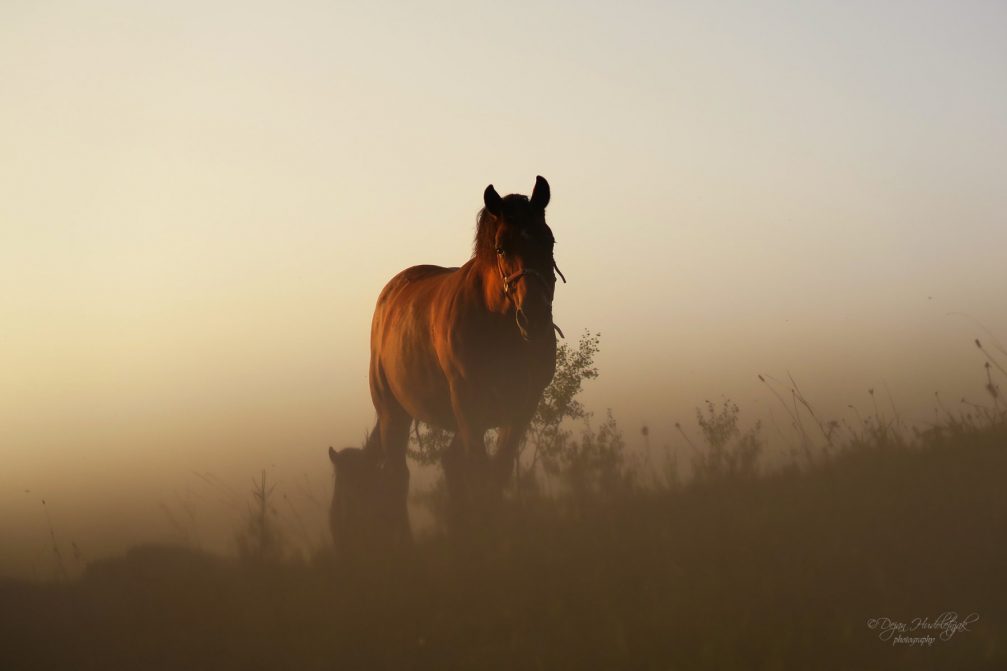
1,432,1004,670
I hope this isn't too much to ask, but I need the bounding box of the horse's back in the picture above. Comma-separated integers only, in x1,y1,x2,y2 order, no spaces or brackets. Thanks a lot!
370,264,463,426
377,264,458,303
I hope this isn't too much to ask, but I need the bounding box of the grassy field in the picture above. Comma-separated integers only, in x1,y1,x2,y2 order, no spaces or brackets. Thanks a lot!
1,412,1004,670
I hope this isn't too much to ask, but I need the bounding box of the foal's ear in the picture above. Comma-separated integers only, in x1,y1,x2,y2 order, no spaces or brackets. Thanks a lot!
531,175,550,209
328,446,341,465
484,184,503,215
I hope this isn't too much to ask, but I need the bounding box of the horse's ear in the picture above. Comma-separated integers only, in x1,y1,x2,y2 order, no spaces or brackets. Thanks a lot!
531,176,550,210
328,446,340,464
484,184,503,215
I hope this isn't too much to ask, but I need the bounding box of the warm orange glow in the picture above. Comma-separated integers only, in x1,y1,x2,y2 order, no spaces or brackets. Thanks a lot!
2,0,1006,578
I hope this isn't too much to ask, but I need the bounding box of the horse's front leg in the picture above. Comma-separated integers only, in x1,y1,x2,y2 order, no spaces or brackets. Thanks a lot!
493,417,533,489
444,382,489,522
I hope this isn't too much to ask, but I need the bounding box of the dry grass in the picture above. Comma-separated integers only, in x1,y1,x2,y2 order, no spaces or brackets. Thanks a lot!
1,412,1004,670
3,334,1004,669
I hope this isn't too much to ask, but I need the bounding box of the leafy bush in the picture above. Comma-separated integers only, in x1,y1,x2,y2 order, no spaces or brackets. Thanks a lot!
686,399,763,482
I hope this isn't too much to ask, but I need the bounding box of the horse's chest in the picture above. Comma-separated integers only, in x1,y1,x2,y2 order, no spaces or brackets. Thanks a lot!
478,347,553,411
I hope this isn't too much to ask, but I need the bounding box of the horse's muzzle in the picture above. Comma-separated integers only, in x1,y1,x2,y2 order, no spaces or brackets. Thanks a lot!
513,295,554,341
501,263,565,341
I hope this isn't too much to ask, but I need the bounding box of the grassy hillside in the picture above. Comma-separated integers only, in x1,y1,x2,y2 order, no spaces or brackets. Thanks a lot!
2,420,1004,670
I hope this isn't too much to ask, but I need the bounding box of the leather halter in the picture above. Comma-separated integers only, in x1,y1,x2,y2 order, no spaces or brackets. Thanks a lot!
500,267,552,298
498,260,567,297
497,260,567,340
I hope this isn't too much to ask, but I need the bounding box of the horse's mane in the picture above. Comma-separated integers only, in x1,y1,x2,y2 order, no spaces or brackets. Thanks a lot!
473,194,531,263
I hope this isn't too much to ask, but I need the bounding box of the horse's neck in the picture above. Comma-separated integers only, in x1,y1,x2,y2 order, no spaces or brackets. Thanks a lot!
465,258,510,315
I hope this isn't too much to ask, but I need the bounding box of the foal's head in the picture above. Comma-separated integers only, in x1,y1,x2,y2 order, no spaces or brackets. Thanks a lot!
328,446,384,554
476,176,560,339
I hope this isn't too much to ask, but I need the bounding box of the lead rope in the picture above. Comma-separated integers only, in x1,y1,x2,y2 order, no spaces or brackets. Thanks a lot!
553,260,567,285
551,261,567,338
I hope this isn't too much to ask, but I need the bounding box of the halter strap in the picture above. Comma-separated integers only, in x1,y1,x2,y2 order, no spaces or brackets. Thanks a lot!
497,263,567,340
500,267,552,296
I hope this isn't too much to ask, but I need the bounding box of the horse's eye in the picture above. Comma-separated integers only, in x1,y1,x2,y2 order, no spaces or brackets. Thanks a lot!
495,247,505,256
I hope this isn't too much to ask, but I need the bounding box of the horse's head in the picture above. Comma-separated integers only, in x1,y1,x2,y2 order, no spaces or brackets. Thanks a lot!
478,176,563,340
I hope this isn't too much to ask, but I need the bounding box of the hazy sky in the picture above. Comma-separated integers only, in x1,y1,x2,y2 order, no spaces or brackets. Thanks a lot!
2,0,1006,575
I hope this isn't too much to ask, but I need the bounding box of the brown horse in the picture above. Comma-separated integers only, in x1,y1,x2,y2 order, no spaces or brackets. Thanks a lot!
330,176,562,540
